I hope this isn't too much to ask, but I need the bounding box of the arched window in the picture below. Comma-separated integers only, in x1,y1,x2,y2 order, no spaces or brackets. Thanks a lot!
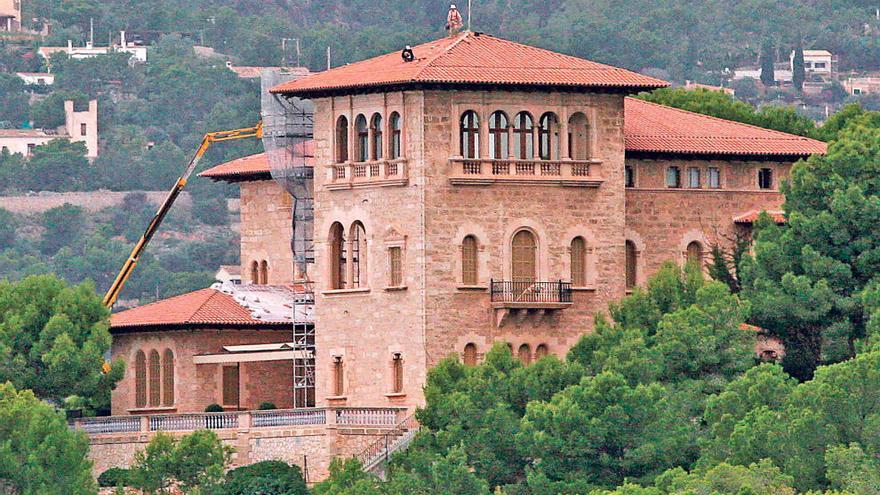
250,261,259,284
538,112,559,160
535,344,549,359
148,350,161,408
371,114,383,160
259,260,269,285
333,356,344,396
329,222,346,290
686,241,703,266
391,353,403,393
517,344,532,365
512,230,537,283
355,115,368,162
568,112,590,160
513,112,534,159
460,110,480,159
389,112,402,159
350,222,367,288
463,343,477,366
571,236,586,286
335,116,349,163
461,235,478,285
488,111,509,159
162,349,174,406
135,350,146,408
625,240,638,289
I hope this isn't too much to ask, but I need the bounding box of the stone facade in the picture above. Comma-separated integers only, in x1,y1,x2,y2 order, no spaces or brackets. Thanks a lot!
239,179,295,284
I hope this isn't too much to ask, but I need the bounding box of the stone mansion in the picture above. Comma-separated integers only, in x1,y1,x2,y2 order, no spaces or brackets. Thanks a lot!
108,32,825,421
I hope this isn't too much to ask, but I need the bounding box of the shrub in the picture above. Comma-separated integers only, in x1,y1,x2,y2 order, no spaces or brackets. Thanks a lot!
258,402,277,410
221,461,308,495
98,467,130,487
205,403,224,412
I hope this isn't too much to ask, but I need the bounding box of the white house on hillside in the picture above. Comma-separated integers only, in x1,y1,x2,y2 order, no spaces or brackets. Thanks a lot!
0,100,99,158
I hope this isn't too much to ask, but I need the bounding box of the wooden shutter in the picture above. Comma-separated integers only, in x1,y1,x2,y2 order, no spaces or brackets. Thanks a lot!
389,247,402,286
135,351,146,408
162,349,174,406
571,237,586,286
512,230,536,282
333,357,344,396
463,344,477,366
148,350,160,407
687,241,703,266
461,236,478,285
222,366,240,407
535,344,549,359
625,241,638,289
517,344,532,365
392,354,403,393
330,223,346,289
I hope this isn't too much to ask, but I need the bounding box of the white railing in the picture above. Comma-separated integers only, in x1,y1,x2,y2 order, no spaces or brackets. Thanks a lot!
336,407,399,427
149,412,239,432
74,416,142,435
449,158,604,186
251,408,326,428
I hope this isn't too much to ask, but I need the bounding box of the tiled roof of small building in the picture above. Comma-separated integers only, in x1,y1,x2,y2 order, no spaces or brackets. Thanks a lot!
270,31,668,96
110,288,268,330
624,98,827,157
199,141,314,182
733,209,786,224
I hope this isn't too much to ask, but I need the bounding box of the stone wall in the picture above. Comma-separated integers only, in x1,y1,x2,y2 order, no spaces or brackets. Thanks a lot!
239,180,295,284
0,190,191,214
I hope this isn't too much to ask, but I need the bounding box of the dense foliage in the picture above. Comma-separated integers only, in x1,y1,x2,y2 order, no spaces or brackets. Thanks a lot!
129,430,233,494
221,460,309,495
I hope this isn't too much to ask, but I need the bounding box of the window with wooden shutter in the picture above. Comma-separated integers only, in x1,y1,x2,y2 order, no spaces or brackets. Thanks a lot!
148,350,160,407
162,349,174,406
463,343,477,366
538,112,559,160
686,241,703,266
389,247,403,286
222,366,240,407
329,222,346,289
336,116,349,163
488,111,509,159
392,354,403,393
512,230,537,282
571,237,586,286
371,114,383,160
355,115,368,162
389,112,402,159
461,236,478,285
351,222,367,288
460,111,480,159
625,240,638,289
135,350,146,408
568,112,590,160
333,357,344,396
517,344,532,365
513,112,533,159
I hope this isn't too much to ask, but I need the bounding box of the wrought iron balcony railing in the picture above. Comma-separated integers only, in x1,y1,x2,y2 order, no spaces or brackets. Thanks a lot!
490,279,573,305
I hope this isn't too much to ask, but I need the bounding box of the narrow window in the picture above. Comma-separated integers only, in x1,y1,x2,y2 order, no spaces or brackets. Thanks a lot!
535,344,549,359
371,114,383,160
335,116,349,163
463,343,477,366
686,241,703,267
538,113,559,160
355,115,368,162
162,349,174,406
350,222,367,288
460,111,480,159
687,167,701,188
27,143,35,156
329,222,346,290
625,165,635,187
758,168,773,189
511,230,537,283
391,353,404,393
625,240,638,289
571,236,586,286
461,235,478,285
707,167,721,188
148,350,160,407
222,365,239,407
259,260,269,285
389,247,403,286
488,111,509,159
513,112,534,159
80,123,87,136
333,356,344,396
517,344,532,365
250,261,259,284
389,112,402,159
568,112,589,160
666,166,681,188
135,350,146,408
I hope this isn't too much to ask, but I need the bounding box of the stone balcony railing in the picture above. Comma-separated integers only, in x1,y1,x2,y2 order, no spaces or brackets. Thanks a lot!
326,159,408,190
449,158,604,187
71,407,407,436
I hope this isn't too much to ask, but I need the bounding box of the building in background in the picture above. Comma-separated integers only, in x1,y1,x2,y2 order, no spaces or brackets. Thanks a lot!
0,99,99,158
0,0,21,32
15,72,54,86
792,49,834,76
215,265,242,285
845,76,880,95
39,31,147,63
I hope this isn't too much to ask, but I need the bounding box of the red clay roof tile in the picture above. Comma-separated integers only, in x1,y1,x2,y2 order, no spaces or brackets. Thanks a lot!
110,288,271,330
199,141,314,181
733,209,786,224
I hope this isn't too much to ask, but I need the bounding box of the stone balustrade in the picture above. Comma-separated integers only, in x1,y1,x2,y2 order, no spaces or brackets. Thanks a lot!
448,158,604,187
325,159,408,190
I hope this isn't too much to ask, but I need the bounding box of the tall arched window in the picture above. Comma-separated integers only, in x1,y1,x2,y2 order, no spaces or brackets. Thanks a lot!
370,114,383,160
391,353,404,393
512,230,537,283
571,237,586,286
350,222,367,288
538,112,559,160
333,356,344,396
335,116,349,163
329,222,346,290
461,235,478,285
259,260,269,285
355,115,368,162
460,110,480,159
517,344,532,365
162,349,174,406
686,241,703,266
513,112,534,159
250,261,259,284
463,343,477,366
488,111,509,159
568,112,590,160
535,344,549,359
625,240,638,289
135,350,146,408
389,112,402,159
148,350,161,408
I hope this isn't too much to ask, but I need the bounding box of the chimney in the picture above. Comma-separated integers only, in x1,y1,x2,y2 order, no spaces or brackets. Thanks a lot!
67,39,72,52
120,30,126,47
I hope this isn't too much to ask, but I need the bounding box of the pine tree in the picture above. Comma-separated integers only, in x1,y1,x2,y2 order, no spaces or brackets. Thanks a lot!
792,41,805,92
760,38,775,87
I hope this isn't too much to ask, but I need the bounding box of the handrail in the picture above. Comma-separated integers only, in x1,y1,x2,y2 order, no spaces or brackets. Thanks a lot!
490,279,573,303
356,413,420,471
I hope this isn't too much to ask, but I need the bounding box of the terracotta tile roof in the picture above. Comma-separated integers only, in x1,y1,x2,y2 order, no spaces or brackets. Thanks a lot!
624,98,827,157
110,288,273,330
199,141,314,182
733,209,786,224
271,31,668,96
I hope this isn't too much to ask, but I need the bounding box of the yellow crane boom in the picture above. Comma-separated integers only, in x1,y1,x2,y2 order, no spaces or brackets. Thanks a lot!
102,122,263,308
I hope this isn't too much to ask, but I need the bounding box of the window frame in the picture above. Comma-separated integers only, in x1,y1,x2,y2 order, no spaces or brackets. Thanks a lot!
355,114,369,162
329,222,347,290
570,236,587,287
625,165,635,188
388,246,403,287
625,240,638,290
538,112,559,160
666,166,681,188
389,112,402,159
461,235,478,286
488,111,509,159
370,113,383,160
707,167,721,188
511,229,538,283
513,112,534,159
335,116,349,163
758,167,774,189
148,350,161,408
463,343,478,366
391,353,404,393
687,167,701,188
162,349,174,406
135,350,147,408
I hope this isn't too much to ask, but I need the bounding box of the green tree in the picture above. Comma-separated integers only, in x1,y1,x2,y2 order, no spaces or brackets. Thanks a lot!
129,430,232,494
792,41,805,93
29,90,90,129
312,458,383,495
825,443,880,495
0,383,97,495
25,139,89,192
0,208,17,249
41,203,87,255
221,460,308,495
0,73,29,127
760,38,776,87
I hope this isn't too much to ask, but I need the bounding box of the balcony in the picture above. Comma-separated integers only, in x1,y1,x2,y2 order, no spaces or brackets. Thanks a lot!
490,280,573,327
326,159,408,190
449,158,604,187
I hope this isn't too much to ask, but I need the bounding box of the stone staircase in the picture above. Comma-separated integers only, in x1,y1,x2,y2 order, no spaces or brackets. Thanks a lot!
356,414,419,478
